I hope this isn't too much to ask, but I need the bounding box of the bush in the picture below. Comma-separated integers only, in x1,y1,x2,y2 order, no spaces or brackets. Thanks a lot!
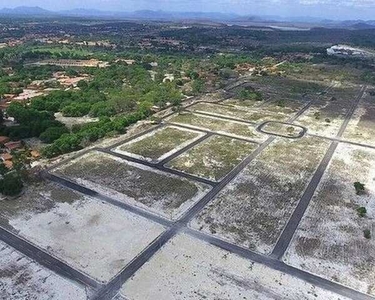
237,88,262,101
364,229,371,239
0,172,23,196
354,182,366,195
357,207,367,218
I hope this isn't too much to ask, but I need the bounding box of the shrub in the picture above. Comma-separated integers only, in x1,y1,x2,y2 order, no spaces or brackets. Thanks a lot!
237,88,262,101
357,207,367,218
364,229,371,239
354,182,366,195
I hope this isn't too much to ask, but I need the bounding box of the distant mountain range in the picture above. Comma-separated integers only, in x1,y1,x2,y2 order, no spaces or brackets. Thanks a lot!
1,6,375,28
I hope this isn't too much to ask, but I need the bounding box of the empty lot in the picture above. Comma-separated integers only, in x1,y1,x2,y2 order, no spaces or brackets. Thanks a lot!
121,233,350,300
0,182,165,282
53,151,210,220
192,136,330,254
284,144,375,296
167,135,258,181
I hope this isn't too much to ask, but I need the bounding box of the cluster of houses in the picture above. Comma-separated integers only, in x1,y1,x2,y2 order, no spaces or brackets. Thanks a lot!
0,137,40,170
0,70,90,111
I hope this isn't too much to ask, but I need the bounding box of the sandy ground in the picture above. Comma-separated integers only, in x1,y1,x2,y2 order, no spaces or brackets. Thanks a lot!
295,100,350,138
284,143,375,296
0,241,88,300
167,112,267,142
167,135,258,181
188,102,294,123
54,151,210,220
54,112,99,130
191,136,330,254
113,125,204,163
120,233,350,300
342,91,375,147
6,185,165,283
295,85,360,138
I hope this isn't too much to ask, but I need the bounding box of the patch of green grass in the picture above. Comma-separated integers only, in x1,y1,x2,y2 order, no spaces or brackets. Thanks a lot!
31,46,93,57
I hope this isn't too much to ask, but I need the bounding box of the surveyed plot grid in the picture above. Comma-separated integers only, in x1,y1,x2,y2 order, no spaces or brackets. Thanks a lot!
1,81,374,300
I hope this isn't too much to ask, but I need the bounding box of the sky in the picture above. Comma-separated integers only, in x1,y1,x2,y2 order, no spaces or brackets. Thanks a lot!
1,0,375,20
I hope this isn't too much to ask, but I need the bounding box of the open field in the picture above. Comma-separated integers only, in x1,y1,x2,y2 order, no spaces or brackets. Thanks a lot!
166,135,258,181
187,102,294,123
0,241,88,300
223,76,325,109
0,182,165,283
113,126,203,163
284,144,375,296
120,233,350,300
53,151,210,220
191,136,330,254
167,112,267,142
342,89,375,147
295,85,360,138
31,46,93,56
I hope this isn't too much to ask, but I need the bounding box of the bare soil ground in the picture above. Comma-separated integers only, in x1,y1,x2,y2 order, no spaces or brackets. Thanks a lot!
342,89,375,147
295,85,360,138
167,112,267,142
166,135,258,181
188,102,294,123
284,144,375,296
0,241,88,300
113,126,203,163
0,182,165,283
53,151,210,220
54,112,99,130
191,136,330,254
120,233,350,300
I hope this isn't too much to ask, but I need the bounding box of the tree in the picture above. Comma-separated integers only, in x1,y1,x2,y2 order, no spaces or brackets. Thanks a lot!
62,103,91,117
0,172,23,196
192,79,204,95
0,162,8,176
89,101,116,117
40,126,69,143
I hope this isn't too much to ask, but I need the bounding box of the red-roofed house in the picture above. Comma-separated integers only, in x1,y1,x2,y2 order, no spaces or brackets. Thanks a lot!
0,136,10,145
1,153,12,161
4,141,23,152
